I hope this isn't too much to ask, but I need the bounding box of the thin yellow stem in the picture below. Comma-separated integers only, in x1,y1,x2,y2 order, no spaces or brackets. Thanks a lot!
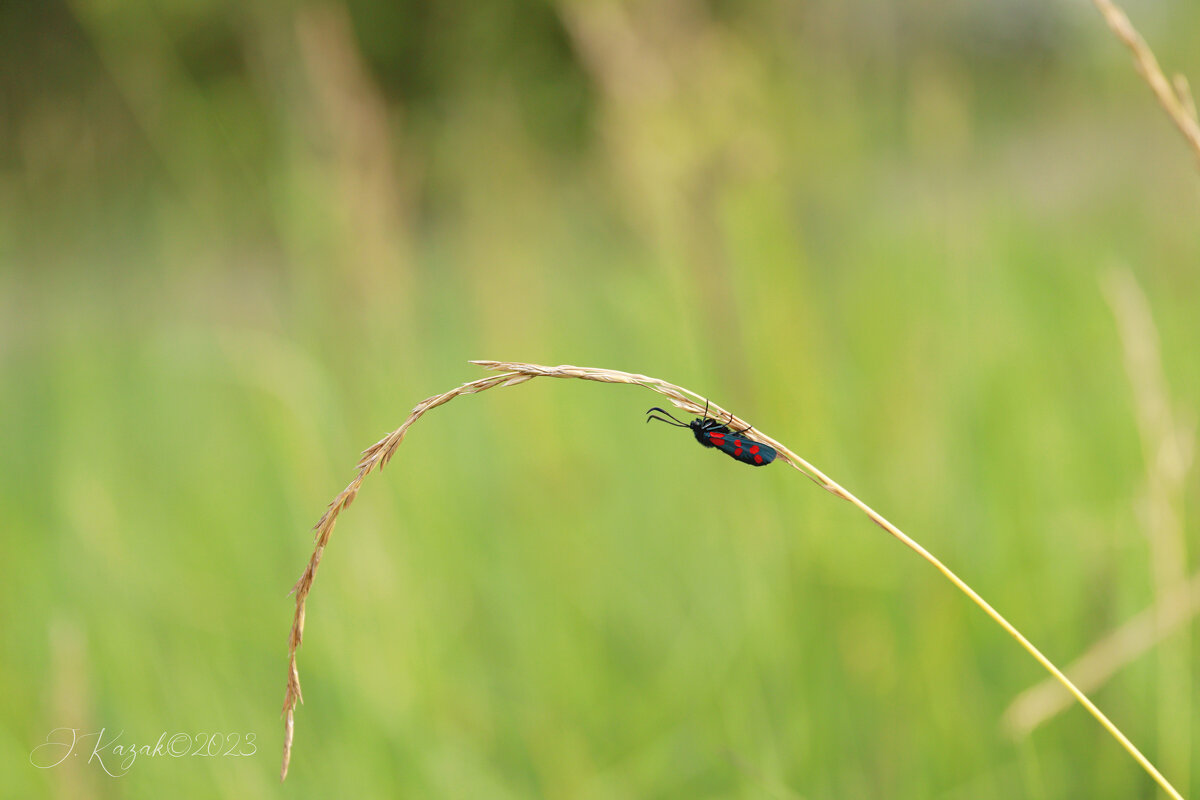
751,391,1181,796
822,483,1183,800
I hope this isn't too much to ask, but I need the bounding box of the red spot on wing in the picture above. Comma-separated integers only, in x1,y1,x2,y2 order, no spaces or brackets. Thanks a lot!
754,454,764,464
749,444,759,454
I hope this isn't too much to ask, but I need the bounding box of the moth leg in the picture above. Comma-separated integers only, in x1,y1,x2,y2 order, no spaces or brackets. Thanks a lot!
729,411,754,436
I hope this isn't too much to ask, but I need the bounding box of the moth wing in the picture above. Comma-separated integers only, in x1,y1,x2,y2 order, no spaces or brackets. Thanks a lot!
707,431,776,466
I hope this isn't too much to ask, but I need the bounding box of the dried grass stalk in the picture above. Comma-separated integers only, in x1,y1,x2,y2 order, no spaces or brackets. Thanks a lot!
1092,0,1200,166
279,361,1182,798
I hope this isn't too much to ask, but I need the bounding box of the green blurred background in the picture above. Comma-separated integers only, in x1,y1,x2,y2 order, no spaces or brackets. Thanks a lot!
3,0,1199,797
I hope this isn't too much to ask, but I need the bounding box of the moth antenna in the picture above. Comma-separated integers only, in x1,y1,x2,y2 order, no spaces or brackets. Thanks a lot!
646,414,689,428
646,407,689,426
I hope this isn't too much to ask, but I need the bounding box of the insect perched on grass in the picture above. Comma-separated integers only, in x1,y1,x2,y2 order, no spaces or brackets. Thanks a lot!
645,402,777,467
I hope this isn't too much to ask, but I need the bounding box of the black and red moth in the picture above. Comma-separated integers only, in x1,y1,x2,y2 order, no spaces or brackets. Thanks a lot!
645,403,777,467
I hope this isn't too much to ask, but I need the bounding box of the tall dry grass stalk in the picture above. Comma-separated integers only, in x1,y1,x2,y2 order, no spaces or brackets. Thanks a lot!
1006,271,1194,788
279,361,1182,798
1091,0,1200,165
1105,268,1194,787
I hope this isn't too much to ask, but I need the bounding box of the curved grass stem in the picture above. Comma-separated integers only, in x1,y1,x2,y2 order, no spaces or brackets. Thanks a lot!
279,361,1182,798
